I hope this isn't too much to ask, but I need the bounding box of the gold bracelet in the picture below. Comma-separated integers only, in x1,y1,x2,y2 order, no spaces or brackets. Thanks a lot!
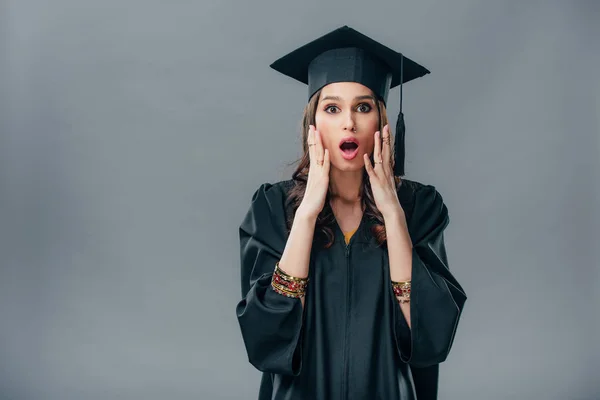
272,281,304,296
271,262,308,298
273,264,308,290
275,262,309,283
271,277,307,294
271,281,306,298
392,280,411,300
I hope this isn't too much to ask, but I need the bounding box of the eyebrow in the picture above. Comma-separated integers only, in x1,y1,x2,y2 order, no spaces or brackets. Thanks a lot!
320,95,376,102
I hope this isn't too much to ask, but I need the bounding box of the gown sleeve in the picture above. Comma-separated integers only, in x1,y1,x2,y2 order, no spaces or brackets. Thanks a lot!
235,182,304,376
392,184,467,368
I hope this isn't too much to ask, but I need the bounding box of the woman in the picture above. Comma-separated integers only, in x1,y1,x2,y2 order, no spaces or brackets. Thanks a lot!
235,26,467,400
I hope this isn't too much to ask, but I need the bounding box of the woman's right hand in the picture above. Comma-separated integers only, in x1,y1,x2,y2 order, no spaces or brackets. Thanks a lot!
297,125,330,220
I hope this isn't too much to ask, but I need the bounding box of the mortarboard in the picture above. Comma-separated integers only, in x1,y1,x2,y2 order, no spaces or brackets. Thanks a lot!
270,25,430,176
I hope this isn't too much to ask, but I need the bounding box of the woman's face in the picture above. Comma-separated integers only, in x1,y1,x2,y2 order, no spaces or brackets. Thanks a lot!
314,82,380,172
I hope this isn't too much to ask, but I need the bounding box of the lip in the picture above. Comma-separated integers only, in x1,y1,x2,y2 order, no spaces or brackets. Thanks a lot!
339,136,360,160
339,136,360,148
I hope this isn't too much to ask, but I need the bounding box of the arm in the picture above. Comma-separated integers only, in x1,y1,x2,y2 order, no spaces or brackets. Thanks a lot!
235,182,315,375
387,185,467,368
383,208,413,326
277,207,318,310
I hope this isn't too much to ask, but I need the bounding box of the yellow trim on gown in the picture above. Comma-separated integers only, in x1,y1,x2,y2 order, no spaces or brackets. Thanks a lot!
343,228,358,245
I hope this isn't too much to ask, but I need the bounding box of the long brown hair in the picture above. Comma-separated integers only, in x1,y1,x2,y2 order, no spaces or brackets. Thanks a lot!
285,88,403,248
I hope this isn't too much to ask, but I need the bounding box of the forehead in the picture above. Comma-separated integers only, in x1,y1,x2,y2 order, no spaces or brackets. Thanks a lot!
319,82,373,99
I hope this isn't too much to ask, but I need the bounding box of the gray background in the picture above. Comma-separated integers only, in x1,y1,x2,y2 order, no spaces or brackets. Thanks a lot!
1,1,598,399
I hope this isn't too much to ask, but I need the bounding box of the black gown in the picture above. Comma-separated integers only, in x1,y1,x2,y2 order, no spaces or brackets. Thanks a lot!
235,178,467,400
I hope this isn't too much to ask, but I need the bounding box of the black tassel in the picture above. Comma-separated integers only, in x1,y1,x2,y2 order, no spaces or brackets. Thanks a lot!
393,110,405,177
393,54,405,177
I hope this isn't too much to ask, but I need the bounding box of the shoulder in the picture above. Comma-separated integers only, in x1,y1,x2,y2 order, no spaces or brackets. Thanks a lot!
397,178,424,197
240,180,295,238
398,177,449,233
248,179,294,204
244,179,295,222
398,177,445,208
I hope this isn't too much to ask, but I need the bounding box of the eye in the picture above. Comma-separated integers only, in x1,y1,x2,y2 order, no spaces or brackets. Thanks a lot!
357,103,372,113
324,105,339,114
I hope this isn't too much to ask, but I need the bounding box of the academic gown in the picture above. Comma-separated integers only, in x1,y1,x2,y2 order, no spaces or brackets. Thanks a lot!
235,178,467,400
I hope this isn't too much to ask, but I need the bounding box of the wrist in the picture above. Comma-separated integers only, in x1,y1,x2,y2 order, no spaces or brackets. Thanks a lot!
295,206,319,224
382,204,405,222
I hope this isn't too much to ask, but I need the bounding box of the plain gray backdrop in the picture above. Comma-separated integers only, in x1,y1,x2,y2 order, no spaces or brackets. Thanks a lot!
1,1,599,399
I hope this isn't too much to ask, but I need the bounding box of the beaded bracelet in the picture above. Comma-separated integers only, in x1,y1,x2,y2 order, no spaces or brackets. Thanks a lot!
270,262,309,298
392,280,411,304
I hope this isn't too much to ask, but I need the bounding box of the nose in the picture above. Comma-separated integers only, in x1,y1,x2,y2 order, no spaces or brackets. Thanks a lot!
342,112,357,133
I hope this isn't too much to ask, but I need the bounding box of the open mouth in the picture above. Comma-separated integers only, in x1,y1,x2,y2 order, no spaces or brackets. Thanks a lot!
339,138,360,160
340,142,359,151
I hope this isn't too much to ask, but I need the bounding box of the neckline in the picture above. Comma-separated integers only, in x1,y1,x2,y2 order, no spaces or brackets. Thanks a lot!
331,210,367,247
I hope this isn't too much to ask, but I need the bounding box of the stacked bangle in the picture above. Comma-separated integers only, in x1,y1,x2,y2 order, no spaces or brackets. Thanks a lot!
392,280,411,304
271,262,309,299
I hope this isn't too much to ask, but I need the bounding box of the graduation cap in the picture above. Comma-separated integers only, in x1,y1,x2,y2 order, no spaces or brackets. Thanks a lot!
270,25,430,176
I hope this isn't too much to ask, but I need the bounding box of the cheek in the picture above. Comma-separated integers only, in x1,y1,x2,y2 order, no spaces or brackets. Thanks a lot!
314,113,336,147
363,115,380,131
362,117,380,151
314,112,334,131
364,136,375,153
321,135,336,151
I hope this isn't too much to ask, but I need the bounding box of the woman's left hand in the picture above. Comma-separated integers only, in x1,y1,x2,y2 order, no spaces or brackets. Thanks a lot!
363,124,404,219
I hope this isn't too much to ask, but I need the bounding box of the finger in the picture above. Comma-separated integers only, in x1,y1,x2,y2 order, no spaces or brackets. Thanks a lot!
381,125,390,165
381,124,393,176
323,149,330,173
315,129,324,165
373,131,382,167
307,125,315,164
363,153,375,178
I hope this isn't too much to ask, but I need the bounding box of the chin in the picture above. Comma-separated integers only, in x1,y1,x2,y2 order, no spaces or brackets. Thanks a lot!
332,160,364,172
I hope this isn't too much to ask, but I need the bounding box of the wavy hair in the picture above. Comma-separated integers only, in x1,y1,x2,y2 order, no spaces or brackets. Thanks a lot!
284,88,403,248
